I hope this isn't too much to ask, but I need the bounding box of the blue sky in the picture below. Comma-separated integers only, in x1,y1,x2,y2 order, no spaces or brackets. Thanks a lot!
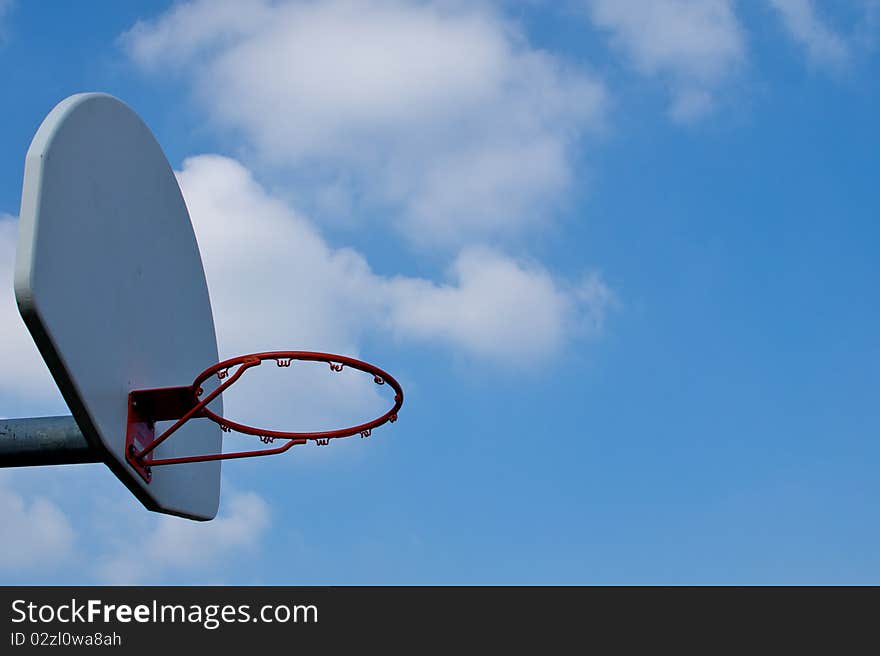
0,0,878,584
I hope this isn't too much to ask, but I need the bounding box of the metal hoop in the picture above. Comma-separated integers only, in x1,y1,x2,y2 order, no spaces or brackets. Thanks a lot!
126,351,404,476
193,351,404,442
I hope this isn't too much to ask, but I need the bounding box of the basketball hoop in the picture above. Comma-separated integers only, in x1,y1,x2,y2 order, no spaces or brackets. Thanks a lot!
6,92,410,519
125,351,404,482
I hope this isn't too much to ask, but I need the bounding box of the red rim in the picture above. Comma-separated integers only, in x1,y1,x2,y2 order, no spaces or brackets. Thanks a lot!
191,351,404,443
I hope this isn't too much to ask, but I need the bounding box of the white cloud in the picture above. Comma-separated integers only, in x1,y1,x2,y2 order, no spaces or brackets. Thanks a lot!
0,474,76,572
0,468,271,584
769,0,851,69
0,0,12,41
180,155,611,374
585,0,745,122
862,1,880,47
121,0,606,245
96,488,270,584
387,249,610,362
0,215,64,410
0,156,608,426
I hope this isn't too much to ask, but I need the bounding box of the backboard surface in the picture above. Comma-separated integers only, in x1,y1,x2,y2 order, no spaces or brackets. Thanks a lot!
15,93,222,520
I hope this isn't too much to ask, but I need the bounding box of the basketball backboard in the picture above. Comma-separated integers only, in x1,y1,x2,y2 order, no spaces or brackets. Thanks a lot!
15,93,222,520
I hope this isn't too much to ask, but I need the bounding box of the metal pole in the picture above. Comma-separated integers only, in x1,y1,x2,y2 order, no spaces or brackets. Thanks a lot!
0,415,101,467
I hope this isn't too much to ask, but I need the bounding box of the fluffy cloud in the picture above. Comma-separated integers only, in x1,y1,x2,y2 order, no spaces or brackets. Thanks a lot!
585,0,745,122
0,467,271,584
0,474,76,572
0,156,609,428
769,0,850,69
0,0,12,40
180,155,610,374
96,488,270,584
387,250,611,361
121,0,606,245
0,215,63,410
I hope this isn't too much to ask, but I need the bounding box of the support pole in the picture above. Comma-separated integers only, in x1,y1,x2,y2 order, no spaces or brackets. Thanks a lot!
0,416,101,467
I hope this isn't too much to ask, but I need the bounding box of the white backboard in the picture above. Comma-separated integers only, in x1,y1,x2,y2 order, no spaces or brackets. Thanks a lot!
15,93,222,520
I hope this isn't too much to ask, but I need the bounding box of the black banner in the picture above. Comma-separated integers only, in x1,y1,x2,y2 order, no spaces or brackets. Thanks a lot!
0,586,869,651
